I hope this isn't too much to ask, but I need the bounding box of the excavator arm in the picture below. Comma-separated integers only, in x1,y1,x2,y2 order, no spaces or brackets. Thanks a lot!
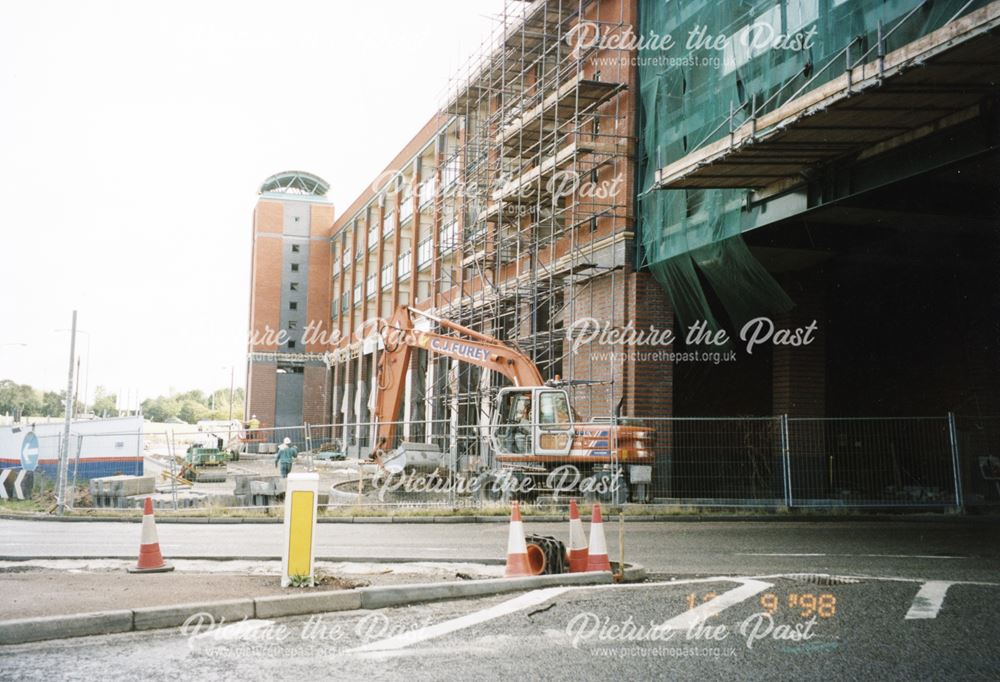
371,306,544,454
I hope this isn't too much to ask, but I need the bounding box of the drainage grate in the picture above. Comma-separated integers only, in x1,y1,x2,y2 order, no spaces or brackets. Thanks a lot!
782,574,863,586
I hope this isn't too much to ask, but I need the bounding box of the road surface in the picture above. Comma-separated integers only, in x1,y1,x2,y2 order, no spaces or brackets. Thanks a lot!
2,572,998,680
1,517,997,581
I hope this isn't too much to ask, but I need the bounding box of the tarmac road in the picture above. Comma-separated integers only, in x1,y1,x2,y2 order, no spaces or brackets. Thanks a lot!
1,517,998,582
2,571,998,681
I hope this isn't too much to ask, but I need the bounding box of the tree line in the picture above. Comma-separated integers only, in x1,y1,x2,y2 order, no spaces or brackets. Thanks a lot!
0,380,245,424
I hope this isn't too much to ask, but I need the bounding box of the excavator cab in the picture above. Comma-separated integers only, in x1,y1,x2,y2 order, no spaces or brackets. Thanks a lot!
492,387,573,457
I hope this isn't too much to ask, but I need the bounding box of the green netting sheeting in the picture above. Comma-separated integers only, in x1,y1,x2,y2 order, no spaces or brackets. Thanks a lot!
637,0,989,331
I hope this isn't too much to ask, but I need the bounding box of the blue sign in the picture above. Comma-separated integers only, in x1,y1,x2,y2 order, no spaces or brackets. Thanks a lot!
20,432,39,471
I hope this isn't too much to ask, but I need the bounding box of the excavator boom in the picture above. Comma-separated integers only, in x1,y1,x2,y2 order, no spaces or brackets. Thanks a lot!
372,306,543,453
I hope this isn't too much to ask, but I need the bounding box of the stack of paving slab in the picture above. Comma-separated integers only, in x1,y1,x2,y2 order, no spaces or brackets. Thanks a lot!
233,474,285,506
89,475,155,508
130,490,238,509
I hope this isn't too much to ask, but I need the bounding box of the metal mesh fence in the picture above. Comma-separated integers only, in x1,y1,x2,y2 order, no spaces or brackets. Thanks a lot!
955,415,1000,508
4,413,994,512
786,418,955,507
646,417,783,506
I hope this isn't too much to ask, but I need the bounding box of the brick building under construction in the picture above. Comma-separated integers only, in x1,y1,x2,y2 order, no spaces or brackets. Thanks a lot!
247,0,1000,506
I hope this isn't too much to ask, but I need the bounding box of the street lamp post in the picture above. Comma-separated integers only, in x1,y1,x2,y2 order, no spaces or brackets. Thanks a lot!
54,328,90,414
57,311,77,515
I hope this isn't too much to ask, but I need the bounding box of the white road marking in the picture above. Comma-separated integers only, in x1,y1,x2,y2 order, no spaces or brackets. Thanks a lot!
659,579,774,630
349,587,572,652
856,555,965,560
905,581,955,620
350,577,753,653
754,573,998,587
738,553,826,557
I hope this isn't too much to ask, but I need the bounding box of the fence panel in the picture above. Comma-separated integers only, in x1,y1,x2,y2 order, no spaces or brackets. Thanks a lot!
787,417,955,507
6,414,987,512
645,417,785,506
955,415,1000,508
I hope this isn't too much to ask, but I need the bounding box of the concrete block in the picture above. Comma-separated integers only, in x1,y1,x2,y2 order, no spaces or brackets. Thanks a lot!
249,480,272,496
89,475,154,506
254,590,362,619
0,610,133,645
232,475,253,496
133,599,255,631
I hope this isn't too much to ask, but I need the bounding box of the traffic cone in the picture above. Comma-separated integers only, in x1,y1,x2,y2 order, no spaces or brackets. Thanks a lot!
504,502,532,578
128,497,174,573
567,499,589,573
585,502,612,572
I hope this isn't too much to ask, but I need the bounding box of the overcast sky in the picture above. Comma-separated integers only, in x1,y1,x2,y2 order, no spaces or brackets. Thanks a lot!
0,0,505,407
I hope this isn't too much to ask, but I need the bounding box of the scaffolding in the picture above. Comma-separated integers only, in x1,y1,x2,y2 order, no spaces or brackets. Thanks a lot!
324,0,640,466
424,0,636,466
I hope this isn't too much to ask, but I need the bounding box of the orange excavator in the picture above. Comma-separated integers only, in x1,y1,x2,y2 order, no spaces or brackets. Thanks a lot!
370,306,656,502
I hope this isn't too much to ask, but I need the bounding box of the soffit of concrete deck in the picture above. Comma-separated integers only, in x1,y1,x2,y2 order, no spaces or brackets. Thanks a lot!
654,1,1000,192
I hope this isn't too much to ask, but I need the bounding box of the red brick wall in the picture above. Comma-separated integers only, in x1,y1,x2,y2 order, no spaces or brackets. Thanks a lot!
303,365,329,426
249,200,283,352
624,271,674,419
247,362,276,428
562,269,674,420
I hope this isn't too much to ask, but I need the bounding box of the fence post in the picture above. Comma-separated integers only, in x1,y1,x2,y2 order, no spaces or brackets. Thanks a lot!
304,423,314,472
168,431,178,511
947,412,965,513
780,414,792,508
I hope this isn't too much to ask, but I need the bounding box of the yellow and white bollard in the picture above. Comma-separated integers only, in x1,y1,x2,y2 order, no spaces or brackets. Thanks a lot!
281,472,319,587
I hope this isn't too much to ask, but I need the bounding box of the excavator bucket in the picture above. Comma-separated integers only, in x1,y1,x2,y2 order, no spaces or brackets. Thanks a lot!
380,442,446,473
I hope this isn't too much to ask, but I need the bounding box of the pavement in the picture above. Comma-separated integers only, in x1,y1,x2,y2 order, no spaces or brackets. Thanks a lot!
0,559,505,619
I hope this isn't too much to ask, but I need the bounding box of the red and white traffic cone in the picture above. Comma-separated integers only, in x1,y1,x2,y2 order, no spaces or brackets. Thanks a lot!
585,502,612,572
504,502,532,578
567,499,589,573
128,497,174,573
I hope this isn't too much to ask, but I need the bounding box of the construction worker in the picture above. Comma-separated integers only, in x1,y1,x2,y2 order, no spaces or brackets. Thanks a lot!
275,437,298,478
247,414,260,437
514,396,532,453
